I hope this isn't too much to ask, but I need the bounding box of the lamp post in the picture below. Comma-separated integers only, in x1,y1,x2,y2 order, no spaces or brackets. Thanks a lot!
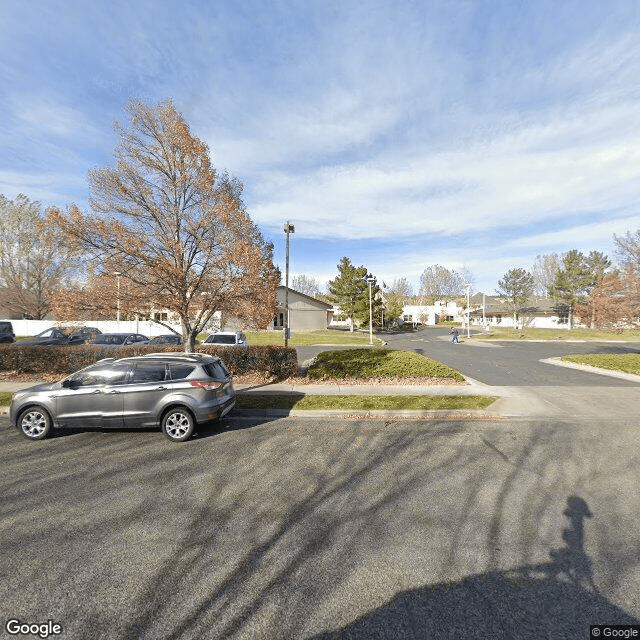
466,283,471,338
283,222,295,347
114,272,122,324
365,273,376,345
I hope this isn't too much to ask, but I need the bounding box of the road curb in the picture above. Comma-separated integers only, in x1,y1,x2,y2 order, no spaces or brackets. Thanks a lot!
229,408,498,419
540,357,640,383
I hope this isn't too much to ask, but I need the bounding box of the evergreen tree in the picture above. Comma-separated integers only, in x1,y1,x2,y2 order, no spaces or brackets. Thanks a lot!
384,294,406,327
496,268,534,327
327,257,377,331
549,250,592,329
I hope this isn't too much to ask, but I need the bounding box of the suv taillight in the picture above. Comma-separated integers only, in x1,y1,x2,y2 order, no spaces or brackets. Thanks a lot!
190,380,222,391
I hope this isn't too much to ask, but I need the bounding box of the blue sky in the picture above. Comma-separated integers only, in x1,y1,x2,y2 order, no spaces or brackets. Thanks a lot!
1,0,640,294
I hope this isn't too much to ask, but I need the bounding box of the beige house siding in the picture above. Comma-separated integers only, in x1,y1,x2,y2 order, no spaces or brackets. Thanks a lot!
273,286,333,332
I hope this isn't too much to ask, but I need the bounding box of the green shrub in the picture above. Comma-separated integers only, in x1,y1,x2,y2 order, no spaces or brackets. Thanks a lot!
307,348,464,381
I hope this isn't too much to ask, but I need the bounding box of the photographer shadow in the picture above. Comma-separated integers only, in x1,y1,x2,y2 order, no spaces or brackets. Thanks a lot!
311,496,638,639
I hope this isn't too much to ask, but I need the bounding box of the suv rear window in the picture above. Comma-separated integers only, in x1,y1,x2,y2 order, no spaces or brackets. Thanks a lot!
204,361,230,380
169,364,195,380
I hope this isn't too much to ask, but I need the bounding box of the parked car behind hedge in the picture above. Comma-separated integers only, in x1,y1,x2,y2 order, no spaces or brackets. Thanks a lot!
140,334,184,346
93,333,149,347
0,321,15,343
18,326,101,346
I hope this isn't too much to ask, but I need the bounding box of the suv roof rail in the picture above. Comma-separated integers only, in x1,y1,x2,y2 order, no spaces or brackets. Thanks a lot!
134,352,213,362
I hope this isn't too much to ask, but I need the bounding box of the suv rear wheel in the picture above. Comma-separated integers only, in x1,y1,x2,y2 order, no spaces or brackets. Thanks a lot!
161,407,195,442
18,406,52,440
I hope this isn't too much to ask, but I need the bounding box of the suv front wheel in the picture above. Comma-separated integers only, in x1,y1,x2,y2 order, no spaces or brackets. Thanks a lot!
18,406,52,440
161,407,195,442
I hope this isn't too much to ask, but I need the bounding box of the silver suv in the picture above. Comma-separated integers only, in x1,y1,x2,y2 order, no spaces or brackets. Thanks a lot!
10,353,235,442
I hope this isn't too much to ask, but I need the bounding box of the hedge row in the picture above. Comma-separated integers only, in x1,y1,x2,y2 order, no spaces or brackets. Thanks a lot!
0,344,299,378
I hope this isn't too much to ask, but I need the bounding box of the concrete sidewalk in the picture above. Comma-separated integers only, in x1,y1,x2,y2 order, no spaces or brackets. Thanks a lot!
1,361,638,419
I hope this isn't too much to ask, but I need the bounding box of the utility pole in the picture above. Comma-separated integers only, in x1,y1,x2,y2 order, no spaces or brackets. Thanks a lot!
283,222,295,347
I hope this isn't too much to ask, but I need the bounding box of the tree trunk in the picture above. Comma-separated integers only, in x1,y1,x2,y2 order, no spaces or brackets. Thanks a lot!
568,305,573,330
185,333,197,353
182,319,195,353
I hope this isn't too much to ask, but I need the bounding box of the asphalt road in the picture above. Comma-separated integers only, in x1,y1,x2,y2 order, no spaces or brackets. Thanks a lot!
297,327,640,387
1,409,639,639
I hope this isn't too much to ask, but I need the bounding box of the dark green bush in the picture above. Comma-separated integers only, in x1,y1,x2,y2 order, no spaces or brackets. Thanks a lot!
0,344,298,378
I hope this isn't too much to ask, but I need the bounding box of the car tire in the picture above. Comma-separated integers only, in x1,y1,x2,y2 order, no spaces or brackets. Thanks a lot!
161,407,195,442
18,406,52,440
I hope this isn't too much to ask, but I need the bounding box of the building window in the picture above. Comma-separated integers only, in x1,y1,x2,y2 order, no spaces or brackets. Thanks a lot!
403,314,413,322
154,312,168,321
558,311,568,324
495,314,502,324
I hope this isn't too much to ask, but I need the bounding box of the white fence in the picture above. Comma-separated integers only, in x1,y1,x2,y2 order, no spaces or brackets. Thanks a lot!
3,319,184,338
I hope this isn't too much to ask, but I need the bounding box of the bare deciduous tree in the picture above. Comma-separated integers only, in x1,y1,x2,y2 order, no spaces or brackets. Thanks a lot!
291,275,321,298
613,229,640,271
49,99,279,351
531,253,563,297
0,194,76,319
387,277,414,300
419,265,471,299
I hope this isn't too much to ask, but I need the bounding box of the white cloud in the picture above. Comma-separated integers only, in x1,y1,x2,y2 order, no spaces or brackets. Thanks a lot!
506,216,640,250
248,106,640,241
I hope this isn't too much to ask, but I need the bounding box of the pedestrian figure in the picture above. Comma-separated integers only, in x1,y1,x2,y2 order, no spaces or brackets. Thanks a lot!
450,328,460,343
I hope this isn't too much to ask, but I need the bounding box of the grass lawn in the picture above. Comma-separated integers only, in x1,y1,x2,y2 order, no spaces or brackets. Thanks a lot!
472,327,640,341
235,394,496,411
307,348,465,381
0,392,11,406
243,329,382,346
561,353,640,375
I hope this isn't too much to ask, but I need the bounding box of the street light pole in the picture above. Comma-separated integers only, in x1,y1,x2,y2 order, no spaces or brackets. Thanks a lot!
466,284,471,338
283,222,295,347
114,272,122,324
365,273,376,345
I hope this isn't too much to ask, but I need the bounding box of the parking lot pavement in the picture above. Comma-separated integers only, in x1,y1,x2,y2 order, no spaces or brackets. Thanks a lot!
1,412,639,639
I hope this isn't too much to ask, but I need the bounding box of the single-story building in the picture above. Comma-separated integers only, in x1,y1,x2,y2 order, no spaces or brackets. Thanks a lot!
401,300,465,326
273,286,334,332
468,294,574,329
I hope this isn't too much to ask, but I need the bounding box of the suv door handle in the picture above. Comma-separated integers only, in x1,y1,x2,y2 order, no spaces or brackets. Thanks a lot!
156,386,167,390
92,389,102,394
